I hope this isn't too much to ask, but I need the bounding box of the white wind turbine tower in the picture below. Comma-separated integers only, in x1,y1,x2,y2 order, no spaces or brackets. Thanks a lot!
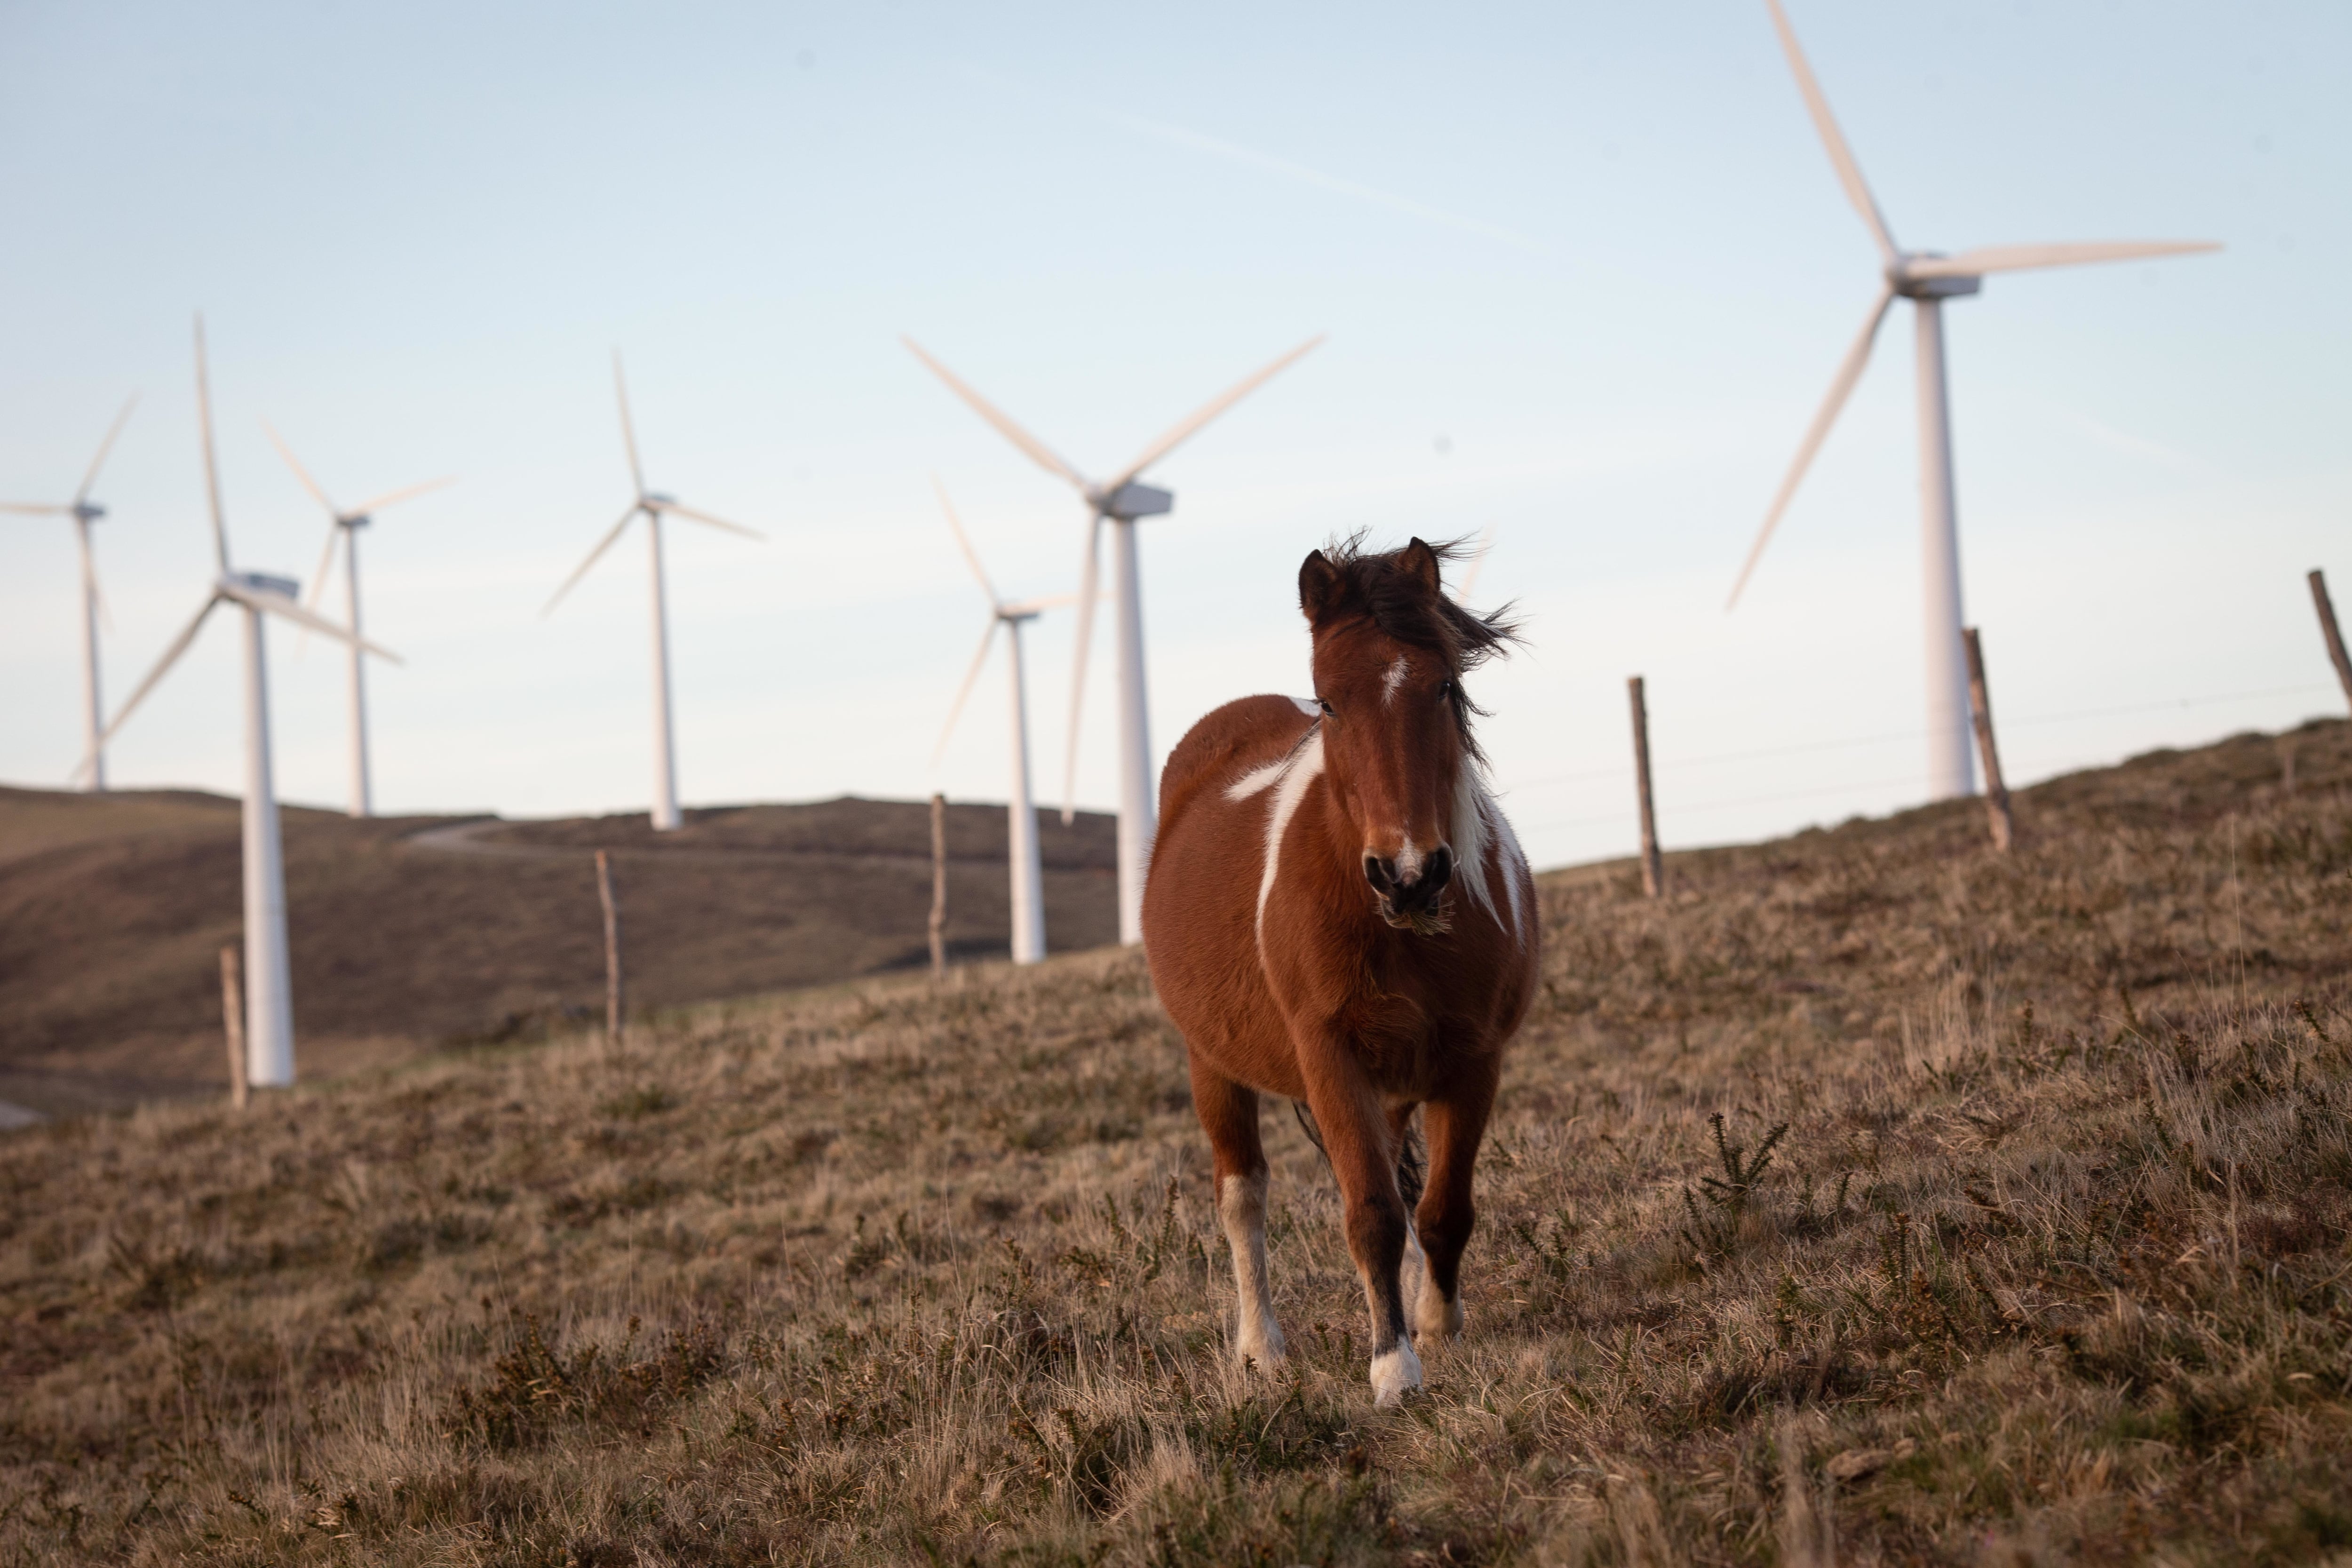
77,318,400,1089
929,478,1082,966
544,351,766,832
1732,0,2219,799
904,335,1322,944
3,395,137,791
264,421,451,818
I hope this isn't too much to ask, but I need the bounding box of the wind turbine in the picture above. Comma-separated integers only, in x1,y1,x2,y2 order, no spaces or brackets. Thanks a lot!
77,318,400,1089
543,351,766,832
4,396,137,791
929,477,1081,966
903,334,1322,944
1731,0,2219,799
264,421,451,818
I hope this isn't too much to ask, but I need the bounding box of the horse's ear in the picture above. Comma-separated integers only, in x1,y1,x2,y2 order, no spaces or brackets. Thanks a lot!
1400,537,1443,594
1299,550,1341,623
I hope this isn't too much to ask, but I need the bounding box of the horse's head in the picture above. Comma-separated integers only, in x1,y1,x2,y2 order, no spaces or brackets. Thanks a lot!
1298,535,1517,934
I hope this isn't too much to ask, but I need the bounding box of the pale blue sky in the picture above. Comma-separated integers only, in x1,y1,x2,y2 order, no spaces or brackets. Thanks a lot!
3,2,2345,869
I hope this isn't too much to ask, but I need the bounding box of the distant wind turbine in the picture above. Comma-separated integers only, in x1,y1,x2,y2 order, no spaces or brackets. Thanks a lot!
78,318,401,1090
544,351,767,832
3,395,137,791
264,420,451,818
904,335,1321,943
929,478,1081,967
1731,0,2220,798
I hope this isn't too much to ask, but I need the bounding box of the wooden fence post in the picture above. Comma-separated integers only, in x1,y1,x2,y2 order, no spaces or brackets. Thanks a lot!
2312,570,2352,711
1628,676,1664,899
219,943,247,1110
1963,627,2015,854
596,850,624,1044
928,793,948,979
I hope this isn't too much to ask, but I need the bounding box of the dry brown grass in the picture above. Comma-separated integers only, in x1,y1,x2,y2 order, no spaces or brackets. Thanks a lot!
2,720,2348,1565
0,790,1116,1116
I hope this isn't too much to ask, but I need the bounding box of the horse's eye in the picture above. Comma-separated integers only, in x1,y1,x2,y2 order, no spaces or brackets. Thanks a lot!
1317,698,1334,717
1437,679,1454,699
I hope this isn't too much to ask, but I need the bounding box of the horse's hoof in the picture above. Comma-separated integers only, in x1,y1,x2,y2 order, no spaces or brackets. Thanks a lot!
1237,1339,1287,1371
1236,1320,1287,1369
1369,1341,1424,1407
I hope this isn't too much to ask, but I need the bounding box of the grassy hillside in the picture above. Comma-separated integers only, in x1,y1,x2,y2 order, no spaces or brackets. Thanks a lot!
0,789,1117,1116
0,720,2347,1565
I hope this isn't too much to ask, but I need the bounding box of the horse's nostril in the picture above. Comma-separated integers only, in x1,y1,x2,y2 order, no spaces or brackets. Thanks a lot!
1363,855,1395,892
1425,846,1454,892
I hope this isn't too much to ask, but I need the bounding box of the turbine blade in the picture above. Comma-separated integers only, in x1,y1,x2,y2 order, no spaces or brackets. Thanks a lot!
1456,526,1494,600
653,499,766,540
1061,510,1103,824
194,315,228,571
932,618,1001,766
221,577,403,663
0,501,72,515
344,475,455,517
1105,334,1325,493
1764,0,1896,263
1728,282,1896,610
902,337,1089,491
543,504,642,615
295,519,344,654
1906,239,2223,279
260,418,337,517
74,592,220,780
613,350,646,497
931,474,999,606
75,393,138,505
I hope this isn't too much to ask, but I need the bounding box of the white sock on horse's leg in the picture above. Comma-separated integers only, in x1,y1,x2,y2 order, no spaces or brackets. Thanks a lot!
1219,1169,1285,1368
1404,1221,1461,1343
1414,1268,1464,1342
1369,1338,1424,1407
1360,1258,1423,1407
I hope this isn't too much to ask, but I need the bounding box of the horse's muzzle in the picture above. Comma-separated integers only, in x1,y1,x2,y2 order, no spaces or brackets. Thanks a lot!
1364,846,1454,932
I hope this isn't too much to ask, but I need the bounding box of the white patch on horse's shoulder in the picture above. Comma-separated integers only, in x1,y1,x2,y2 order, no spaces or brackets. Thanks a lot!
1449,765,1498,923
1254,728,1327,947
1370,1340,1424,1407
1488,794,1530,936
1225,758,1288,801
1382,656,1410,704
1290,695,1320,717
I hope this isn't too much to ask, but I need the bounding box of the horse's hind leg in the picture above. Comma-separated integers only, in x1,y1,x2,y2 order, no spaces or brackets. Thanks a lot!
1189,1049,1284,1368
1414,1065,1499,1344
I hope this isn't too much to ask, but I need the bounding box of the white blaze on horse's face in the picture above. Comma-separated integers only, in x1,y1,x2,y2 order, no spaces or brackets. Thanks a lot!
1316,628,1462,929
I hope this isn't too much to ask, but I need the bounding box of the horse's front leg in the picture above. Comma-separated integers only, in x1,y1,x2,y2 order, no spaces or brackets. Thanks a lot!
1188,1048,1284,1369
1298,1040,1418,1406
1414,1061,1498,1345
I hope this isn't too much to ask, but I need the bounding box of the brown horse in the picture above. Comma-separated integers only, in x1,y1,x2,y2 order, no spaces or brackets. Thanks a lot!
1143,535,1538,1405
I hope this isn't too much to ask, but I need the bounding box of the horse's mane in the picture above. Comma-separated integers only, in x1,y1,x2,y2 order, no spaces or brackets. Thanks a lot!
1307,532,1521,761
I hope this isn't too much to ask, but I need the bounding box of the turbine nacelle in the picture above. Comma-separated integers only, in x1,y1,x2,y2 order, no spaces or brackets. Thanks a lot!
1890,255,1982,300
229,571,300,600
1094,481,1173,520
643,491,678,509
71,501,107,522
